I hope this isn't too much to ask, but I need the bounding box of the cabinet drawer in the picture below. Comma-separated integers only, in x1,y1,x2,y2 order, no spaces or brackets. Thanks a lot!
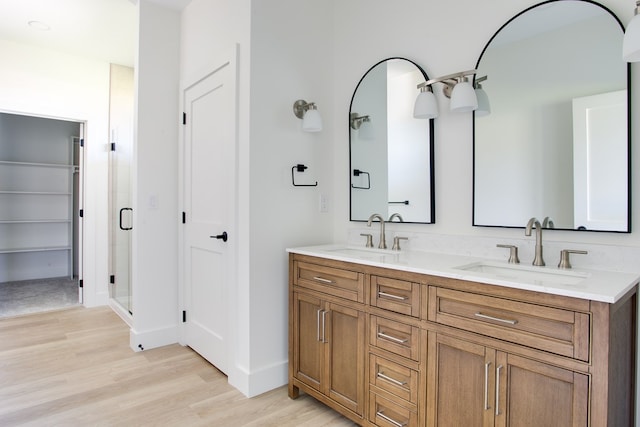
370,275,420,317
428,287,590,361
370,316,420,361
369,353,418,405
369,392,418,427
294,261,364,302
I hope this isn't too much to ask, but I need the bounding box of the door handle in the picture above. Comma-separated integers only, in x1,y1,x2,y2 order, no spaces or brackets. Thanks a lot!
210,231,228,242
119,207,133,230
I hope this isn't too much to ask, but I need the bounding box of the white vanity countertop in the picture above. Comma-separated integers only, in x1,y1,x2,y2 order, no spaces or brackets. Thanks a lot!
287,244,640,304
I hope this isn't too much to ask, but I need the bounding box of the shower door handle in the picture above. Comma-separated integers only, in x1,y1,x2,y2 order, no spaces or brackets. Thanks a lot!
119,208,133,230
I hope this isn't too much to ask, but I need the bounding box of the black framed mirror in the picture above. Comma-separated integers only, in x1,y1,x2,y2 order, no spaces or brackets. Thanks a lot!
349,57,435,223
473,0,630,232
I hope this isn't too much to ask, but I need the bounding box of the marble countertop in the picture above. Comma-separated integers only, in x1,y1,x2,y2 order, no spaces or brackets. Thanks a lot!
287,244,640,304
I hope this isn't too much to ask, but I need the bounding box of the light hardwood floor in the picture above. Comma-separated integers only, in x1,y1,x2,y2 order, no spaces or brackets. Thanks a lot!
0,307,357,426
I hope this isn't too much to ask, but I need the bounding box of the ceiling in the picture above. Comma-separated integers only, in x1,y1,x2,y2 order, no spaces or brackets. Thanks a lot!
0,0,190,67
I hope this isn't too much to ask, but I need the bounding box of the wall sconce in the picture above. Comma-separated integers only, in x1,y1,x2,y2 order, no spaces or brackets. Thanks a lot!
623,1,640,61
293,99,322,132
474,75,491,117
350,113,373,139
413,69,478,119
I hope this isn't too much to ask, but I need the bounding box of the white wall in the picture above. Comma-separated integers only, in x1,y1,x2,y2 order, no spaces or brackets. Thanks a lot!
331,0,640,270
180,0,334,397
129,1,181,350
0,39,110,307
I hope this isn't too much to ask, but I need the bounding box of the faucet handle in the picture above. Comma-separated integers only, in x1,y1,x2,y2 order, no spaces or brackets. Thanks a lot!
360,233,373,248
497,244,520,264
558,249,588,269
392,236,408,251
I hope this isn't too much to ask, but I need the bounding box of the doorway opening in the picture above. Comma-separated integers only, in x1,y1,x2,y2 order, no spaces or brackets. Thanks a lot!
0,112,84,318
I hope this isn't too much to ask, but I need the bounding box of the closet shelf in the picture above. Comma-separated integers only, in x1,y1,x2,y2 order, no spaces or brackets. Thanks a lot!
0,160,76,169
0,246,71,254
0,191,72,195
0,219,72,224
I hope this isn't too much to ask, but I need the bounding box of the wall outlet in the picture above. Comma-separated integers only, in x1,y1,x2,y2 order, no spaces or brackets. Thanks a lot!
319,194,328,213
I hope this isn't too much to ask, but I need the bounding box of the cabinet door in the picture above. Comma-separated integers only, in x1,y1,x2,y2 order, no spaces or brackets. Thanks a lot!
292,292,323,392
427,332,496,427
496,353,588,427
325,301,366,416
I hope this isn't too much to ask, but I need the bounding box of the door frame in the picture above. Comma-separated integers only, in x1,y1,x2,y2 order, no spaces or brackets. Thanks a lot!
178,45,239,374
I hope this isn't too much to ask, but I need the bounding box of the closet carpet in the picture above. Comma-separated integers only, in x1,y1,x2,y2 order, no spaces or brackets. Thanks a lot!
0,277,79,318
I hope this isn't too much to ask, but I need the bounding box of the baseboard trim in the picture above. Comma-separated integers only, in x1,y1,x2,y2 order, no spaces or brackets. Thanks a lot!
229,360,288,398
129,325,178,352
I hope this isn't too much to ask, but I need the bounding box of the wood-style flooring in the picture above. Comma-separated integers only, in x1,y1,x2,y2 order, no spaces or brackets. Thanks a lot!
0,307,356,426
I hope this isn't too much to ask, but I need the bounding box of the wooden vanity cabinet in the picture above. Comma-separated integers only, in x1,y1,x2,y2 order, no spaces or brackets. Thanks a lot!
288,253,637,427
289,255,367,423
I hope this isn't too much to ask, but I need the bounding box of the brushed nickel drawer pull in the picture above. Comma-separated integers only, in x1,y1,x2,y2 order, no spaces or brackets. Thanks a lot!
495,364,503,416
376,411,407,427
377,371,407,387
378,331,409,344
484,362,491,410
475,312,518,325
378,291,408,301
312,276,333,284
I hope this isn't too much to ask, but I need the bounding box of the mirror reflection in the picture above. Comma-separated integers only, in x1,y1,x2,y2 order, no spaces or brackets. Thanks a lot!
473,0,629,232
350,58,435,223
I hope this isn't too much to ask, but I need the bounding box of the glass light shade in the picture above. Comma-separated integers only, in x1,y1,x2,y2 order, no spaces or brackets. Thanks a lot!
302,108,322,132
474,87,491,117
623,13,640,62
359,119,374,139
413,90,438,119
450,81,478,113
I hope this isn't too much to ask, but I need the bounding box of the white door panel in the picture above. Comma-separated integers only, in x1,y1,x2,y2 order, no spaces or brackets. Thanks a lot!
182,48,237,374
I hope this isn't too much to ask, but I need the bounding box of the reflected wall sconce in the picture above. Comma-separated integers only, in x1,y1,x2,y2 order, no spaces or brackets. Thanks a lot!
293,99,322,132
350,113,374,139
623,1,640,61
474,75,491,117
413,69,478,119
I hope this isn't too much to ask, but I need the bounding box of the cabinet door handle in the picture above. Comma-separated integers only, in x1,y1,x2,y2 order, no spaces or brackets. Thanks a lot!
316,309,323,342
495,364,503,416
377,371,407,387
484,362,491,410
475,312,518,325
378,291,408,301
312,276,333,284
376,411,407,427
321,310,327,343
377,331,408,344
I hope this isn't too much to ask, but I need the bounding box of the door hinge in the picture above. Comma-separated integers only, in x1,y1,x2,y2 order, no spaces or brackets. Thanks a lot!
182,212,186,224
182,310,187,323
183,112,187,125
110,275,115,284
79,209,84,218
111,142,116,151
78,279,83,288
80,138,85,147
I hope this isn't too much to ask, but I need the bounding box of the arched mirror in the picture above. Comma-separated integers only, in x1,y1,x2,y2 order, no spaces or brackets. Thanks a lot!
473,0,630,232
349,58,435,223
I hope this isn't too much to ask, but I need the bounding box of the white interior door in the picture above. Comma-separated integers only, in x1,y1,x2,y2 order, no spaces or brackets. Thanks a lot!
572,90,627,231
182,49,237,374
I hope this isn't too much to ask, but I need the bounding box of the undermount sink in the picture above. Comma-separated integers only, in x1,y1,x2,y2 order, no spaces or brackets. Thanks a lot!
323,246,399,261
455,261,590,285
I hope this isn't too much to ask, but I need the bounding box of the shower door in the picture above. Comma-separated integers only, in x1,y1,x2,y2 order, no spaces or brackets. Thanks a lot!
108,64,134,314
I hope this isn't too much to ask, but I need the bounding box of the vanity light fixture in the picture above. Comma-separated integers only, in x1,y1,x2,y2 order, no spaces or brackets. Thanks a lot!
623,0,640,62
350,113,374,139
293,99,322,132
474,76,491,117
413,69,478,119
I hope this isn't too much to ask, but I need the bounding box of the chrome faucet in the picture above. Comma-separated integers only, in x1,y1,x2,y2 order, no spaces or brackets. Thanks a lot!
388,213,404,222
367,213,387,249
525,217,545,266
